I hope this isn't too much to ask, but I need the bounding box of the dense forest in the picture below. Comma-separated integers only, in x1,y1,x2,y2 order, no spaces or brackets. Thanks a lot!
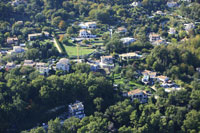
0,0,200,132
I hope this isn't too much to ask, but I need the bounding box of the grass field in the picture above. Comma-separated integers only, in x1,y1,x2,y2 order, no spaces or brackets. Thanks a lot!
63,45,95,57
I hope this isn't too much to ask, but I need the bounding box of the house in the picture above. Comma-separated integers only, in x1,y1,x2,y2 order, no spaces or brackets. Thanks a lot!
142,75,150,84
35,62,49,75
181,37,189,42
168,28,176,35
149,33,161,42
20,43,26,47
23,60,35,67
68,100,85,119
13,46,24,53
179,0,191,2
8,46,25,55
5,62,16,71
116,27,127,33
141,70,157,84
100,56,114,70
142,70,157,79
87,61,100,71
0,65,4,70
120,37,136,45
196,67,200,73
128,89,149,103
156,75,169,83
101,56,113,64
15,21,23,26
155,11,166,16
0,50,7,56
7,37,18,45
167,2,177,8
79,22,97,29
152,39,166,45
56,58,70,72
11,0,25,6
28,32,49,41
184,23,195,32
79,29,96,38
161,81,181,92
130,2,141,7
119,52,142,60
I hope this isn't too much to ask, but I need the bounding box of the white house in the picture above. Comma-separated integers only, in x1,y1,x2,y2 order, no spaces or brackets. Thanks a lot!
101,56,113,64
68,101,85,119
179,0,191,2
153,39,166,45
6,62,16,71
130,2,141,7
196,67,200,73
79,29,96,38
23,60,35,67
11,0,25,6
8,46,25,55
79,22,97,29
13,46,24,53
149,33,161,42
100,56,114,70
157,75,169,83
167,2,178,8
184,23,195,32
87,61,100,71
128,89,149,103
28,32,49,41
35,62,49,75
56,58,70,72
120,37,136,45
116,27,127,33
155,11,166,16
142,75,150,84
142,70,157,79
7,37,18,45
119,52,142,60
0,65,4,70
168,28,176,35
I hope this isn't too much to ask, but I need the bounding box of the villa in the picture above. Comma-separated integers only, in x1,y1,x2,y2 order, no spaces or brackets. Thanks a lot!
128,89,150,103
56,58,70,72
79,29,96,38
68,101,85,119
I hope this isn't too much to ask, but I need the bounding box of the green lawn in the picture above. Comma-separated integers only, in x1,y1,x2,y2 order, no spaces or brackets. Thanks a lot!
63,45,95,57
114,73,144,90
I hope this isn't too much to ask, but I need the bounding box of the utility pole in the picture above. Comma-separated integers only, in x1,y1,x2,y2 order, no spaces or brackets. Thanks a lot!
77,43,79,61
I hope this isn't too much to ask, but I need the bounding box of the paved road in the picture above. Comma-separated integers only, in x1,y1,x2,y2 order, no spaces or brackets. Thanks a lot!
53,38,62,53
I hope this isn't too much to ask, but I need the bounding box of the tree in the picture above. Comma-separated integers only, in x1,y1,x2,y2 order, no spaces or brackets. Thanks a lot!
106,36,124,53
48,118,61,133
189,90,200,110
58,20,66,30
118,126,134,133
63,117,80,133
30,127,45,133
51,16,62,27
182,110,200,132
67,26,75,35
93,97,103,111
25,48,40,60
35,13,45,22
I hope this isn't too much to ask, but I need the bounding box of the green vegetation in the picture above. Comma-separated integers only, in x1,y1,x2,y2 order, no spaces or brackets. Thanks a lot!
63,44,95,57
0,0,200,132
